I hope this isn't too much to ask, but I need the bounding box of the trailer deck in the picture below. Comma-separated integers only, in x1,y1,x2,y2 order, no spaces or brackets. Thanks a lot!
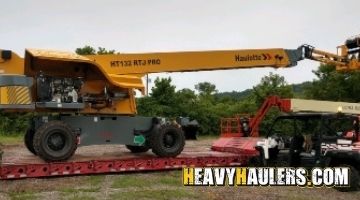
0,139,259,180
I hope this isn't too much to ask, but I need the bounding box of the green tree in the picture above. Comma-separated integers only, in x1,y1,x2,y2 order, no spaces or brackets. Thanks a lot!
137,78,220,135
304,64,360,102
251,72,293,106
249,72,294,135
75,46,115,55
137,77,179,117
175,88,197,117
150,77,177,106
75,45,96,55
0,112,29,135
136,96,162,117
136,74,295,136
97,47,116,55
195,82,217,96
195,82,218,104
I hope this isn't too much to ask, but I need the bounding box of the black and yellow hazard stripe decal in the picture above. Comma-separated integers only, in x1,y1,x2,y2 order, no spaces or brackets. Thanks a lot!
6,86,31,104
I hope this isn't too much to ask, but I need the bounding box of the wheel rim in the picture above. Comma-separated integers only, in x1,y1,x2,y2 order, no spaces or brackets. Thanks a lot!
46,131,66,151
163,132,176,148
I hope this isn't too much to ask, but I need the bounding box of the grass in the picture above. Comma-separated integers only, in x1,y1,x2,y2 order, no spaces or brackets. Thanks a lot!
87,175,105,187
111,175,153,188
0,134,23,145
59,176,105,193
62,193,97,200
110,188,198,200
111,171,182,189
3,176,104,200
8,192,36,200
3,170,185,199
4,169,360,200
60,187,100,193
155,171,182,186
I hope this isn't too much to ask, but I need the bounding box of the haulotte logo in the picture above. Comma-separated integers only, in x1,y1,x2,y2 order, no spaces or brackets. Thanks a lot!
183,167,350,188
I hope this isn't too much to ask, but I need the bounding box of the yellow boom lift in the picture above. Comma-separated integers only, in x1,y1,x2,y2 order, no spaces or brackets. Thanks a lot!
0,35,359,161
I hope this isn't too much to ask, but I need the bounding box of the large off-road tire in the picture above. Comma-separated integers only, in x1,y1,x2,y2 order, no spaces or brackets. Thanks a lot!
125,145,150,153
33,121,77,162
336,165,360,192
24,129,37,155
150,124,185,157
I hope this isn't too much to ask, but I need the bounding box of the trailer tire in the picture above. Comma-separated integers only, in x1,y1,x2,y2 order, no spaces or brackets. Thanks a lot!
33,121,77,162
336,165,360,192
24,129,37,155
125,145,150,153
150,124,185,157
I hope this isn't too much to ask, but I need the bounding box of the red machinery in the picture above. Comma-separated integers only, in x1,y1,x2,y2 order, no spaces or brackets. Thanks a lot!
219,96,291,138
211,95,360,153
211,96,291,154
211,96,290,154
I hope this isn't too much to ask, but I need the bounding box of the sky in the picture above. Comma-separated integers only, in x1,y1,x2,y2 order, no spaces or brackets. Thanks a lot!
0,0,359,93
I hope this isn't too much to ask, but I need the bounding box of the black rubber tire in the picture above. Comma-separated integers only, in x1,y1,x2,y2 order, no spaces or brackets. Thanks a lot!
336,165,360,192
125,145,150,153
150,124,185,157
24,129,37,155
33,121,77,162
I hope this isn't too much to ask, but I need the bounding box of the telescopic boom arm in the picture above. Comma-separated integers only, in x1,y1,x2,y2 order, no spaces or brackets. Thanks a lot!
86,48,303,75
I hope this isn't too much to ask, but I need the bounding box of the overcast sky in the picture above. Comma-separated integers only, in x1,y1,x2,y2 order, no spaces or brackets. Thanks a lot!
1,0,359,93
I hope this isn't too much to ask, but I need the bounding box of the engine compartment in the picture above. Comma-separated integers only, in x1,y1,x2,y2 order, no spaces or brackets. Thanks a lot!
37,73,83,104
35,72,130,111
